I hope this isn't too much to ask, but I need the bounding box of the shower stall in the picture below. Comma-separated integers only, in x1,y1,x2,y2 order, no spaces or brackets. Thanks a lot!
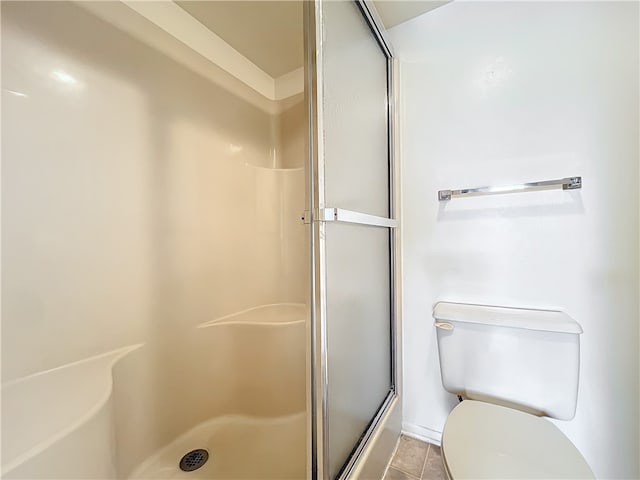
1,1,400,479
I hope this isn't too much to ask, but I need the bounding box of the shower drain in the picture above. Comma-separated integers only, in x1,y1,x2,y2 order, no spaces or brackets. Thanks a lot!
179,449,209,472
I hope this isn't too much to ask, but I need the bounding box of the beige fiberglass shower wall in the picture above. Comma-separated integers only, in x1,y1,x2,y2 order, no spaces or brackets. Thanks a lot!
1,1,307,478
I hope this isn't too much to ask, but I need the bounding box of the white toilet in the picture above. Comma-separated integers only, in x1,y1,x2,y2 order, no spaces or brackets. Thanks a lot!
433,302,595,479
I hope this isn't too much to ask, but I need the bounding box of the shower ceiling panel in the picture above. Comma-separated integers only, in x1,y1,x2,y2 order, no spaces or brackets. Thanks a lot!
175,1,303,78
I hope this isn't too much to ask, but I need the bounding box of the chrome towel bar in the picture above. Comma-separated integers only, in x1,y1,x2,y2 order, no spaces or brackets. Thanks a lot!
438,176,581,201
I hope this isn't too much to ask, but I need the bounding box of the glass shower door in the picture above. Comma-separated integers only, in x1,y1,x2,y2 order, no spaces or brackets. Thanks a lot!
305,1,397,478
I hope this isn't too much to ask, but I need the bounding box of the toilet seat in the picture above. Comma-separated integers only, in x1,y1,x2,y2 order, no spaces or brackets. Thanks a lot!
441,400,594,479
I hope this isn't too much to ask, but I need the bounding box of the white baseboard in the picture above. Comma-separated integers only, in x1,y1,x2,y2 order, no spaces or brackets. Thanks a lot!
401,422,442,446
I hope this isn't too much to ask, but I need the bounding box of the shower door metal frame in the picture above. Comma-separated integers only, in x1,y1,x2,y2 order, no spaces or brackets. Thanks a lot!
305,1,398,478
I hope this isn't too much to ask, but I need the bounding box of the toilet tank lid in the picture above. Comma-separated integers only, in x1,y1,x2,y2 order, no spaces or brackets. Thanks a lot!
433,302,583,334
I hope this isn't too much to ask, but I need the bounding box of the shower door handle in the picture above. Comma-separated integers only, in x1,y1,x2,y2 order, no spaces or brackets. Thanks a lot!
301,208,397,228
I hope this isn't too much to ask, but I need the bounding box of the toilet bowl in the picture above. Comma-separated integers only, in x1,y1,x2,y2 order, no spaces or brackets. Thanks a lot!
433,302,595,480
441,400,594,479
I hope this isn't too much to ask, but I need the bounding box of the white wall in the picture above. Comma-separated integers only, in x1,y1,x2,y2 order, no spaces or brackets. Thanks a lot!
389,2,639,478
1,1,306,381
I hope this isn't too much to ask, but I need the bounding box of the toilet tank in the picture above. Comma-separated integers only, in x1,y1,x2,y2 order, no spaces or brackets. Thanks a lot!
433,302,583,421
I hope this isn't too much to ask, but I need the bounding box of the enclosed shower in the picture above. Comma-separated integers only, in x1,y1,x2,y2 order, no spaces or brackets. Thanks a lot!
1,1,399,479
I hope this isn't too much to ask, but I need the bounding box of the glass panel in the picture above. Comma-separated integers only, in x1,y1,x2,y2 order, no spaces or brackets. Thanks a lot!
322,1,389,218
325,222,392,478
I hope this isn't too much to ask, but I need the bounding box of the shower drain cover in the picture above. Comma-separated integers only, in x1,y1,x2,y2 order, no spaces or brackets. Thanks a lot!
179,449,209,472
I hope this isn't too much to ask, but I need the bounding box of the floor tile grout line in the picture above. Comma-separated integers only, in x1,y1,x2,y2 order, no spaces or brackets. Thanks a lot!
390,437,429,480
420,443,430,479
386,464,421,480
390,463,423,480
393,466,421,480
383,436,402,479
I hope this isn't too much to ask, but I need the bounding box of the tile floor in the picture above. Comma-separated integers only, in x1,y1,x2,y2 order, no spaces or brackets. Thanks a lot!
383,435,446,480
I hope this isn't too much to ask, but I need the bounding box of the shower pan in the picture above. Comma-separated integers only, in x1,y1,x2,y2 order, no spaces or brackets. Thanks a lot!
1,1,400,479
